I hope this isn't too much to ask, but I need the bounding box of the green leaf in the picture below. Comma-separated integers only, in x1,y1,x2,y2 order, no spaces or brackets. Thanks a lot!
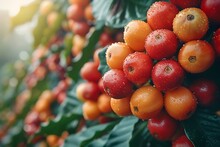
92,0,114,24
32,107,82,140
98,46,110,75
59,96,82,114
87,118,170,147
183,108,220,147
67,22,104,81
104,116,139,147
10,0,40,29
92,0,157,28
130,120,148,147
1,121,26,147
87,134,110,147
33,15,47,48
64,121,118,147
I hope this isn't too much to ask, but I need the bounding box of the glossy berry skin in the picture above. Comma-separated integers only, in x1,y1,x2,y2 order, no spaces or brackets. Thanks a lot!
178,40,215,73
83,101,101,121
80,61,102,82
201,0,220,25
110,97,132,116
172,135,194,147
173,8,208,42
106,42,133,69
170,0,201,9
82,82,101,101
148,111,179,141
152,60,185,91
98,78,105,93
97,94,112,113
103,69,134,99
189,79,219,107
124,20,152,51
212,28,220,57
123,52,153,85
130,86,163,120
165,86,197,120
147,1,179,30
145,29,178,60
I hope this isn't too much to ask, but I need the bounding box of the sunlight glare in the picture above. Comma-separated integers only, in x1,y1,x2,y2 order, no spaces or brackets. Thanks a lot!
0,0,35,16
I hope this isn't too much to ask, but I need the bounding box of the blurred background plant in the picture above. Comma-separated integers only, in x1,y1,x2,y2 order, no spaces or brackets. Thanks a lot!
0,0,37,68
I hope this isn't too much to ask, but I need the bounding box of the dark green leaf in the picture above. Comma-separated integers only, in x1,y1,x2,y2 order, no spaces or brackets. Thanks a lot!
32,107,82,140
59,94,82,113
92,0,114,23
59,96,82,114
98,46,110,75
92,0,157,28
104,116,139,147
10,0,40,29
87,134,110,147
183,108,220,147
64,121,118,147
130,120,148,147
1,121,26,147
67,22,104,81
